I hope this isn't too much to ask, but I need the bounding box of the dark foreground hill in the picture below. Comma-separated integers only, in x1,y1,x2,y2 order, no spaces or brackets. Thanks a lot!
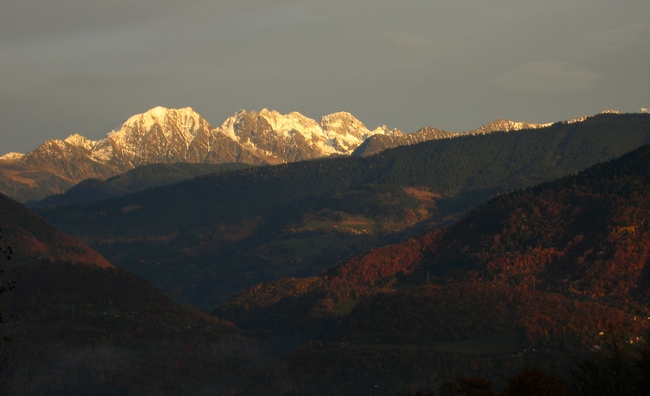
0,193,112,267
0,194,273,395
37,112,650,309
216,145,650,394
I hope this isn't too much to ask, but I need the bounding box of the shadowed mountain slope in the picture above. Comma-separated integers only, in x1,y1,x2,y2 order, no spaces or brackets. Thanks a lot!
0,193,275,394
36,113,650,309
213,145,650,394
322,144,650,308
0,193,112,267
221,144,650,330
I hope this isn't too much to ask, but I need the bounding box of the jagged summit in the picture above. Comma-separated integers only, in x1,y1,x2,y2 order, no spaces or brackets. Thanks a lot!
99,106,220,167
64,133,96,150
116,106,203,136
110,106,208,142
214,108,401,159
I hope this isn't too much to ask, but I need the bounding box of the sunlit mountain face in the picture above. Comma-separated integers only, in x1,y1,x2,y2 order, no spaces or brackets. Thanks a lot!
0,106,592,203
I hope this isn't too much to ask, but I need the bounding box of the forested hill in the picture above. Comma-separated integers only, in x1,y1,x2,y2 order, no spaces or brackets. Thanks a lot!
37,112,650,309
221,144,650,319
214,145,650,394
328,143,650,310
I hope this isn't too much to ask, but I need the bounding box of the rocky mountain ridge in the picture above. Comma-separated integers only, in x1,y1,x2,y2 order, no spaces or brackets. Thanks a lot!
1,107,406,201
0,107,622,202
2,107,401,166
36,112,650,308
351,115,590,157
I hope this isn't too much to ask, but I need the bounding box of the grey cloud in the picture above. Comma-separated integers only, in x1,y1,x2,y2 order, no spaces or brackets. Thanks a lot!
578,23,650,52
55,71,180,89
0,0,276,46
491,61,602,93
1,0,649,154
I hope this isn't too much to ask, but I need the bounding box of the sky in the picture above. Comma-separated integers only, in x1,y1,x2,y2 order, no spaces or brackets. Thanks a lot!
1,0,649,154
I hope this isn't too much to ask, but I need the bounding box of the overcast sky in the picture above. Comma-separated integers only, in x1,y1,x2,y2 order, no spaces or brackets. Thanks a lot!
1,0,649,154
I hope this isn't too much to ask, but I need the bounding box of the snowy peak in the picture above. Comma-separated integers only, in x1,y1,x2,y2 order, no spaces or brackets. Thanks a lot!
317,111,400,154
0,152,24,162
64,133,96,150
257,108,321,134
250,108,322,139
120,106,201,128
320,111,400,137
320,112,368,136
214,108,402,158
6,107,628,171
102,106,222,167
563,109,623,125
469,119,553,135
110,106,208,145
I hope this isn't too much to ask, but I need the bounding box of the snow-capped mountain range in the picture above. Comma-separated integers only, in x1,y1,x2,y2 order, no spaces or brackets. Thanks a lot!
1,107,401,167
0,106,622,202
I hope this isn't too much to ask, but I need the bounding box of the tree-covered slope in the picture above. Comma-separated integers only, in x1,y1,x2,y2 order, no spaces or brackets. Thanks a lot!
37,113,650,308
215,145,650,394
320,144,650,310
